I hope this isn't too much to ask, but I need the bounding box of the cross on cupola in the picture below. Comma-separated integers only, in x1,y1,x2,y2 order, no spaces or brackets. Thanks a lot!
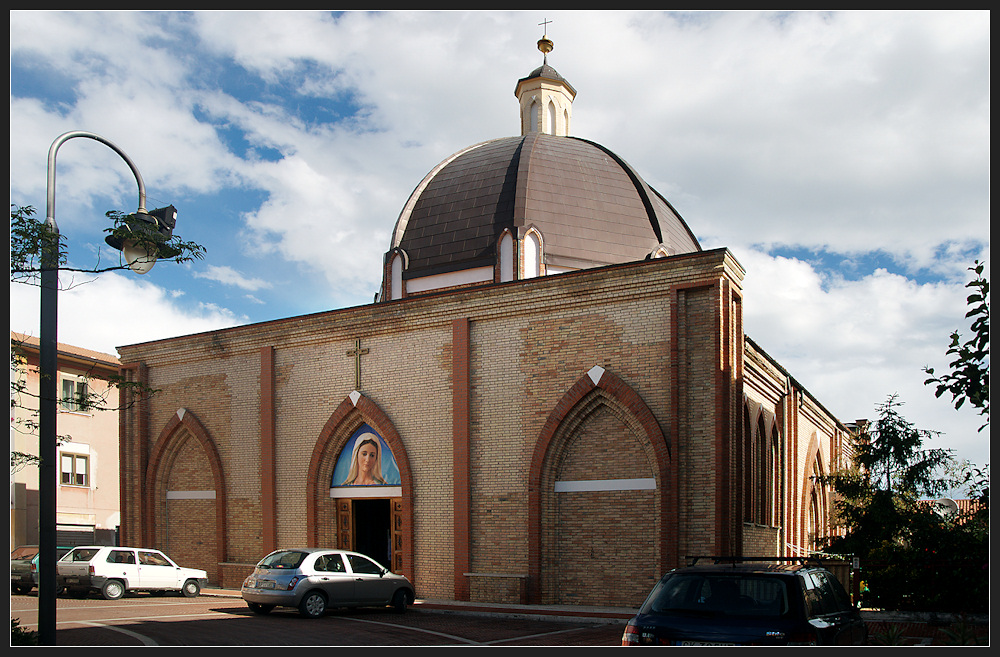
515,20,576,137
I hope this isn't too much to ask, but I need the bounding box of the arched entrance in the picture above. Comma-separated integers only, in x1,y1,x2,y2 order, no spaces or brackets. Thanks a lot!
307,393,413,578
145,408,227,585
528,367,674,606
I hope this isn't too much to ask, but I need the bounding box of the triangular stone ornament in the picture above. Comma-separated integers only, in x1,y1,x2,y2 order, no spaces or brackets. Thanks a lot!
176,408,186,420
587,365,605,386
349,390,362,407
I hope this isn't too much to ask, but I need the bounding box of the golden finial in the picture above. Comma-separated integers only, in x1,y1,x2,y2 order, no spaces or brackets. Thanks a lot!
537,18,554,62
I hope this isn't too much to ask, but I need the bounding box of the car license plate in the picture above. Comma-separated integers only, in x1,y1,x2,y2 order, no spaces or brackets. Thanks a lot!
677,641,736,646
256,580,275,589
65,578,79,584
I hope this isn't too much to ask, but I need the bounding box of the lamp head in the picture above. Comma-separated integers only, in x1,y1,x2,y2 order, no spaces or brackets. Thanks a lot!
105,205,180,274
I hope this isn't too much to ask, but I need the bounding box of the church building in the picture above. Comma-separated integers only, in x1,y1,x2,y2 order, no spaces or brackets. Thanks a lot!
116,35,852,608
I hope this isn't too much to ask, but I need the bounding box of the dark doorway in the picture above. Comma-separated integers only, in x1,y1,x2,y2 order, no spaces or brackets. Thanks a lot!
353,498,391,569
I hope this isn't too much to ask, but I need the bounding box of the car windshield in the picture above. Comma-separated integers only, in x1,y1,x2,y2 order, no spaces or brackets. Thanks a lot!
11,546,39,560
258,550,308,569
645,573,790,618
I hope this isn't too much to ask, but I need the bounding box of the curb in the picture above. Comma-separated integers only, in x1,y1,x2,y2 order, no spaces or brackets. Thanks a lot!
201,589,635,624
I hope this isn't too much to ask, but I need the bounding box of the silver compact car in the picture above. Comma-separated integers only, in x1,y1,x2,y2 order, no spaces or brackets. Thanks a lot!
241,548,415,618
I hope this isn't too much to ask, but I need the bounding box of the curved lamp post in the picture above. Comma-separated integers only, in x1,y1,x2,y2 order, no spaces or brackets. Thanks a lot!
37,131,177,644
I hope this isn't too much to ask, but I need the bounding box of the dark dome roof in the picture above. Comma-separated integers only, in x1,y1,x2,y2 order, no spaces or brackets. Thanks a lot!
389,133,700,279
517,63,577,96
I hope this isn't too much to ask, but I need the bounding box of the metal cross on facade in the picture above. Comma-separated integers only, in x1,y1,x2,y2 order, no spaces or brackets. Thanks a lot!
346,338,369,390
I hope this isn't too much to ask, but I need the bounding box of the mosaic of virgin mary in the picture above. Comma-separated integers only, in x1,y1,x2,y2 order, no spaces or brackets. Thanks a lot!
332,426,401,487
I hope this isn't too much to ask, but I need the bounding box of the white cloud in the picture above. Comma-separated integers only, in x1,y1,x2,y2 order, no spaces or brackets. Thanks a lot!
9,10,989,472
10,274,243,356
194,264,272,292
739,248,989,469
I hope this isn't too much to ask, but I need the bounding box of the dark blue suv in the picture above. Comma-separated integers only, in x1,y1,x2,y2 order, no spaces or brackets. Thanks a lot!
623,558,867,646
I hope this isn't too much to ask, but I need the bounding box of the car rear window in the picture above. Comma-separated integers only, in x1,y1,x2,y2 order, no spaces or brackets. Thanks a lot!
258,550,308,569
802,570,853,616
11,546,39,560
645,573,791,618
62,548,101,562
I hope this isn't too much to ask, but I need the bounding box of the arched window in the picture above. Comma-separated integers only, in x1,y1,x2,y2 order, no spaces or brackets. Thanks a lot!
808,486,820,549
529,101,540,133
523,229,541,278
770,425,780,527
498,231,514,283
546,100,556,135
807,458,825,549
756,416,768,524
743,405,753,522
389,251,404,300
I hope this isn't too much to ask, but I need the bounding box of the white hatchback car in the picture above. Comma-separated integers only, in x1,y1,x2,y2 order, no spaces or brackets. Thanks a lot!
242,548,415,618
57,546,209,600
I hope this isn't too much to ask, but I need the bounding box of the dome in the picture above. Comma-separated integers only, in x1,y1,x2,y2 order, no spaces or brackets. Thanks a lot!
379,37,701,301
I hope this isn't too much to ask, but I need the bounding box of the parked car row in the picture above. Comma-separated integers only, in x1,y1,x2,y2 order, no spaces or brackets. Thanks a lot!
11,545,208,599
12,544,416,619
17,544,862,644
10,545,72,594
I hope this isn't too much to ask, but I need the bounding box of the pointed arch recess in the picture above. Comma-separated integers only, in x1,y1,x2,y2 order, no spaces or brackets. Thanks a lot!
145,408,227,571
306,393,414,578
527,368,673,604
800,434,827,550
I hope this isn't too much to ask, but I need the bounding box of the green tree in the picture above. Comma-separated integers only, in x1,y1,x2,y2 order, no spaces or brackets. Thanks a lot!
924,260,989,431
817,395,987,612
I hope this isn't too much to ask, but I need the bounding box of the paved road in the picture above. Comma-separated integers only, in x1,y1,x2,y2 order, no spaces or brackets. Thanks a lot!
10,592,625,646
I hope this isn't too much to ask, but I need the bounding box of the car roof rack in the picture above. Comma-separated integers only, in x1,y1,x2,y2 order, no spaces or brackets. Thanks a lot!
685,555,832,567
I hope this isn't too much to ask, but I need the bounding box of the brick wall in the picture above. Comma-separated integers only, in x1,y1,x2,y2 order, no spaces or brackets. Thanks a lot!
116,250,842,604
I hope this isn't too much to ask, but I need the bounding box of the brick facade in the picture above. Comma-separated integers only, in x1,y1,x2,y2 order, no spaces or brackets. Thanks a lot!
117,248,848,604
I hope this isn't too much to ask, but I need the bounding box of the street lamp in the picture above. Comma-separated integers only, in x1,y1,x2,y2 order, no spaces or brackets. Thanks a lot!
37,131,177,645
104,204,182,275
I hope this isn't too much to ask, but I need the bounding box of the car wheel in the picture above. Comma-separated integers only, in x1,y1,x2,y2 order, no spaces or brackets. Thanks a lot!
247,602,274,615
298,591,327,618
392,589,410,614
102,579,126,600
182,579,201,598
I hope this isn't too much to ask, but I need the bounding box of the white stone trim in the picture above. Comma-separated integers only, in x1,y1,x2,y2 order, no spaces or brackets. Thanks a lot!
167,490,216,500
404,266,494,293
554,478,656,492
330,486,402,499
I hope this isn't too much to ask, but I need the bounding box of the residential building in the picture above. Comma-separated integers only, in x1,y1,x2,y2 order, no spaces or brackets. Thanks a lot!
10,332,120,549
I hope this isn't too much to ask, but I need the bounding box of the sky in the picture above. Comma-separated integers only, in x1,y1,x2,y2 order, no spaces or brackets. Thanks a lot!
9,10,990,485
